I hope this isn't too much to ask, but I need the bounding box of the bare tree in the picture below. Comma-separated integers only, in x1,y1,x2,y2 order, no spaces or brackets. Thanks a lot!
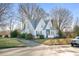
75,17,79,26
18,3,48,31
0,3,11,31
51,8,73,37
0,4,10,22
6,4,20,34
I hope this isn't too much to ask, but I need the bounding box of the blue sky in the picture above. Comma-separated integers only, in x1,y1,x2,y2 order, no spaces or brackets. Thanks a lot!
13,3,79,19
12,3,79,29
38,3,79,18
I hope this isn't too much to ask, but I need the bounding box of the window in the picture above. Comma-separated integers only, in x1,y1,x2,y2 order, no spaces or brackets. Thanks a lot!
50,31,54,35
40,31,42,35
36,31,39,35
36,31,42,35
76,36,79,39
46,29,50,35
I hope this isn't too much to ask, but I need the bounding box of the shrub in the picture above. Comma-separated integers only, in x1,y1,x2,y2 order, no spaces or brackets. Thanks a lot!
39,35,44,39
43,39,71,45
65,32,75,38
58,30,64,38
19,33,27,38
43,40,53,45
11,30,20,38
26,33,34,40
73,25,79,37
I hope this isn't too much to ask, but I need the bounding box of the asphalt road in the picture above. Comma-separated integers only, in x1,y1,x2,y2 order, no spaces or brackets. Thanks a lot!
0,40,79,56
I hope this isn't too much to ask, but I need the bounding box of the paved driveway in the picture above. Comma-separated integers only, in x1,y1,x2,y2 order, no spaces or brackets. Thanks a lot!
0,40,79,56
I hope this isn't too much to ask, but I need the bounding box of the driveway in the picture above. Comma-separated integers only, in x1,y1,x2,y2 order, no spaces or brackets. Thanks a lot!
17,39,40,47
0,40,79,56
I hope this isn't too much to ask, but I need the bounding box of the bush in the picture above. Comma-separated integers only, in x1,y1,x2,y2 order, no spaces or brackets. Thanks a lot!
65,32,75,38
18,33,34,40
43,40,53,45
19,33,27,38
39,35,44,39
26,33,34,40
57,30,66,38
73,25,79,37
42,39,72,45
11,30,20,38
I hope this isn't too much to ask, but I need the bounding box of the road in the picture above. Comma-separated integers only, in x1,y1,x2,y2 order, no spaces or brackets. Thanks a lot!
0,40,79,56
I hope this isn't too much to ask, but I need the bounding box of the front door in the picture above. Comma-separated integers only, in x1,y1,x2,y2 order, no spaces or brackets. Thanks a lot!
46,29,50,38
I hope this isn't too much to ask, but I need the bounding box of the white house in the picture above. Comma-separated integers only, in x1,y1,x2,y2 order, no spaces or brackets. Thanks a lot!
21,19,35,34
22,19,58,38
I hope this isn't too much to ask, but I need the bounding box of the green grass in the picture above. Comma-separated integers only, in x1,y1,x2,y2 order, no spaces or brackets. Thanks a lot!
0,38,25,49
34,38,73,45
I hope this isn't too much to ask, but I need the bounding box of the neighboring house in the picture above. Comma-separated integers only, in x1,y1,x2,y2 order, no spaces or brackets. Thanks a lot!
63,27,73,32
23,19,58,38
0,24,10,37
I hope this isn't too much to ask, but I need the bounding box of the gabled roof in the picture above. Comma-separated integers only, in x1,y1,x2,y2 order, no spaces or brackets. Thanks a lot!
43,20,54,30
0,31,10,35
43,20,49,30
30,19,54,30
30,20,40,29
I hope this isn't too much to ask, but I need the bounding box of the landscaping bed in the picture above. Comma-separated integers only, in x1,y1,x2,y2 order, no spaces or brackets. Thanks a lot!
34,38,72,45
0,38,25,49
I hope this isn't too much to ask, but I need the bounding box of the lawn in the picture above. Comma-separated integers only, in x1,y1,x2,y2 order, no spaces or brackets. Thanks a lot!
34,38,72,45
0,38,25,49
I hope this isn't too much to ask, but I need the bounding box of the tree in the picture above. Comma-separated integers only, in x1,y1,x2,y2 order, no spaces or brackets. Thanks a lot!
0,3,11,30
0,4,10,22
73,25,79,36
73,17,79,37
51,8,73,37
18,3,48,31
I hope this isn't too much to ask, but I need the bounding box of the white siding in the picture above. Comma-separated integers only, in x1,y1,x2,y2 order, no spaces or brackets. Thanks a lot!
35,19,46,36
36,19,46,31
23,20,35,35
42,30,46,38
45,20,53,30
45,20,58,38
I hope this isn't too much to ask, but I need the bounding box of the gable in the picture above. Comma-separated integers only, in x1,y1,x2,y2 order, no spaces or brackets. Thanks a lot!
22,20,34,33
43,20,49,30
30,20,40,29
45,20,53,30
36,19,46,31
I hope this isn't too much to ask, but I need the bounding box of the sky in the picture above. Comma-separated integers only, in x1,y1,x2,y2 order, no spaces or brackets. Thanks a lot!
10,3,79,30
38,3,79,18
12,3,79,27
13,3,79,18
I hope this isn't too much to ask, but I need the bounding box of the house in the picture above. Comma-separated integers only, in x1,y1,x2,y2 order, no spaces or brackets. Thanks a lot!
0,24,10,37
23,19,35,34
23,19,58,38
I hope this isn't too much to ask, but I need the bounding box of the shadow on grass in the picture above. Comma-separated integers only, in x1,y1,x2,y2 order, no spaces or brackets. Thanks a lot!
17,39,41,47
0,45,26,49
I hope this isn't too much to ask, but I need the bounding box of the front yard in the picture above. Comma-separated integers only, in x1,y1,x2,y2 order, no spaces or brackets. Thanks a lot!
0,37,73,49
34,38,72,45
0,38,25,49
0,38,78,56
